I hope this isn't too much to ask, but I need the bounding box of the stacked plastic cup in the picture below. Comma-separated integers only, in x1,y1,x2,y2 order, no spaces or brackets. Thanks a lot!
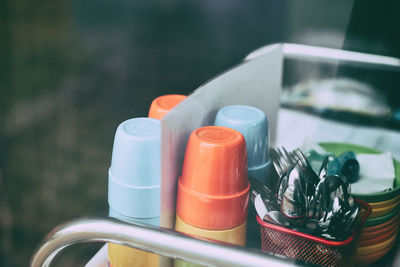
144,94,185,267
215,105,270,184
175,126,250,267
108,118,161,267
215,105,271,249
148,94,186,120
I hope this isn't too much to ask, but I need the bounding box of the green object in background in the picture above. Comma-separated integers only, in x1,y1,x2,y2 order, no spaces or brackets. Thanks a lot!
319,142,400,203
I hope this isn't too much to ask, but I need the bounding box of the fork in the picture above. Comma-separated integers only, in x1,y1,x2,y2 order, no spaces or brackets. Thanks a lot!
249,177,280,210
274,147,314,175
273,147,297,176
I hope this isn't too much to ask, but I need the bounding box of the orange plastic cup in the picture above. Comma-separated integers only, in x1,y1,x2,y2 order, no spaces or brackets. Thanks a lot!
176,126,250,230
148,94,186,120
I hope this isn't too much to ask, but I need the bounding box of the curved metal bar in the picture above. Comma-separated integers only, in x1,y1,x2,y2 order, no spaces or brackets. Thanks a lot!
30,217,292,267
282,43,400,69
245,43,400,70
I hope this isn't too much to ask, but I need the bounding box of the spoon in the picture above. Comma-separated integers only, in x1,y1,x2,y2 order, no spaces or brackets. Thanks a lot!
254,194,289,227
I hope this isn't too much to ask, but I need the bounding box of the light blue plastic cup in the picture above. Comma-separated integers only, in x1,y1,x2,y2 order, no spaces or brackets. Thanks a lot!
108,117,161,226
215,105,270,184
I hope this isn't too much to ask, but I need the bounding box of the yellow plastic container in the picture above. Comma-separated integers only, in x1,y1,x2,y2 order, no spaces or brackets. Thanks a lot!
174,216,247,267
175,215,247,245
108,244,159,267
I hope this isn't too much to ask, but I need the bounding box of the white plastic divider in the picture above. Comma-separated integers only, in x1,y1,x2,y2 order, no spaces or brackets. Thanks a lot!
160,44,283,230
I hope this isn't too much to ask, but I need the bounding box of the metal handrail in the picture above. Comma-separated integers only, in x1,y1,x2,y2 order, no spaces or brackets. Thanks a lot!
30,217,291,267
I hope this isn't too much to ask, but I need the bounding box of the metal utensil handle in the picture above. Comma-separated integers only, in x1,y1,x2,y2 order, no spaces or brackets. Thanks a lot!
30,217,291,267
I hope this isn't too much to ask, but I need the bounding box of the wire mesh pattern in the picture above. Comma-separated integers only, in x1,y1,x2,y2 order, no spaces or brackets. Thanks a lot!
258,200,370,267
260,226,353,266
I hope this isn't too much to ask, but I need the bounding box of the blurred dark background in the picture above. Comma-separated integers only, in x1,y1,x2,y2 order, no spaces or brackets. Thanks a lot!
0,0,399,266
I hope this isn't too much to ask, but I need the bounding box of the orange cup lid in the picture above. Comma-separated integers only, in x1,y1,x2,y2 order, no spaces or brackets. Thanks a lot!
176,126,250,230
148,94,186,120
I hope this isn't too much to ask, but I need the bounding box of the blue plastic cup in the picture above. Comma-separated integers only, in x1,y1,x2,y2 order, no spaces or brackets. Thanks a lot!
215,105,270,184
108,117,161,225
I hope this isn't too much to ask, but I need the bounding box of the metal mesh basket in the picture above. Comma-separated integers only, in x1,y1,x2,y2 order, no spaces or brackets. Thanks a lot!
257,199,371,267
